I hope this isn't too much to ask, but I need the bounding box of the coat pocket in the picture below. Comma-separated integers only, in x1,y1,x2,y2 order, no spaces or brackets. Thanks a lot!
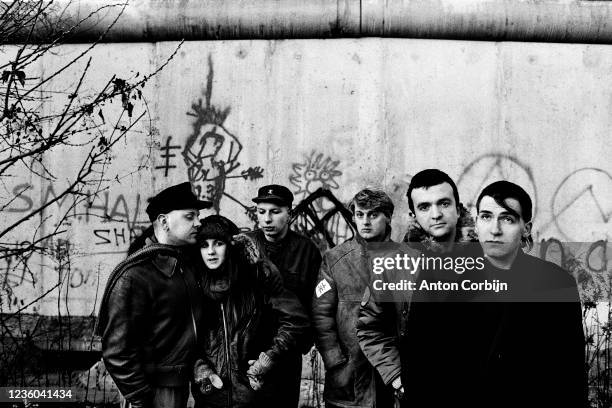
324,359,355,402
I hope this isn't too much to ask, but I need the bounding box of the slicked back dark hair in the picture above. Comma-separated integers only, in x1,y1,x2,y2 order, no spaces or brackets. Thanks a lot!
406,169,460,213
476,180,533,249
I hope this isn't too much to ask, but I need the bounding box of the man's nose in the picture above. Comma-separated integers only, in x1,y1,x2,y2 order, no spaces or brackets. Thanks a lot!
490,220,502,235
194,218,201,228
431,206,442,219
363,216,372,225
207,246,216,254
262,212,272,222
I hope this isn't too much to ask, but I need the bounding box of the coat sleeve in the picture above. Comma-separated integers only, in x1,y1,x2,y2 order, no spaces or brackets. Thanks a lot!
299,244,322,353
101,271,152,403
260,260,310,361
356,285,403,386
311,254,347,370
306,247,323,308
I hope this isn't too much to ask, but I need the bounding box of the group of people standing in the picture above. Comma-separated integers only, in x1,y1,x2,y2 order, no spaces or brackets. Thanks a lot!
96,169,587,408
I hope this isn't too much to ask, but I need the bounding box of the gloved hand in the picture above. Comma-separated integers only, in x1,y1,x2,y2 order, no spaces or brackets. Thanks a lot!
392,375,405,401
246,352,274,391
194,360,224,395
127,392,152,408
232,233,262,264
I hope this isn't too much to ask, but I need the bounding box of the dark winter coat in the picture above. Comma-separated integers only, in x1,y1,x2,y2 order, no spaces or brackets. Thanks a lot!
358,246,587,408
96,241,205,405
474,251,587,408
246,229,321,325
313,237,408,407
193,260,309,408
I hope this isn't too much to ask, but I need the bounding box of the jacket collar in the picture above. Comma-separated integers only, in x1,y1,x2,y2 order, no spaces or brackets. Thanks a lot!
145,235,179,278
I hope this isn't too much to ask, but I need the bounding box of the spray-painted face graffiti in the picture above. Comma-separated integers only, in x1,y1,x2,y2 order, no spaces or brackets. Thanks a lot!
183,123,241,209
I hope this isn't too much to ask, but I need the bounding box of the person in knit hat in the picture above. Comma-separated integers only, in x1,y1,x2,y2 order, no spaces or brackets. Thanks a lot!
192,215,309,408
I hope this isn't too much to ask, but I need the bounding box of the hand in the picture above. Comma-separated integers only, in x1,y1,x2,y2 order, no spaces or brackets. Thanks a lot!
246,352,274,390
194,364,223,395
392,376,405,401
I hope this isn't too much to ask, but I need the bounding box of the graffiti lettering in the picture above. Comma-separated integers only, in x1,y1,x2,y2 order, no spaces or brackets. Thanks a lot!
93,228,130,246
6,184,146,230
539,239,610,274
586,240,607,273
69,267,92,288
6,183,34,213
94,230,111,245
539,238,565,269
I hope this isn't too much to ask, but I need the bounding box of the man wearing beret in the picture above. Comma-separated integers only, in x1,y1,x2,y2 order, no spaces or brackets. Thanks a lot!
246,184,322,407
96,182,211,408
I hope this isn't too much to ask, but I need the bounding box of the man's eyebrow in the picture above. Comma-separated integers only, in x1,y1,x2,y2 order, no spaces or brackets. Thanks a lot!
478,210,492,214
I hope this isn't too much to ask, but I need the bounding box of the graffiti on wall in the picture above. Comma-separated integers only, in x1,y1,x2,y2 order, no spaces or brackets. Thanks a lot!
5,184,151,256
457,153,538,218
289,151,351,245
180,56,264,221
155,136,182,177
290,151,343,200
547,168,612,241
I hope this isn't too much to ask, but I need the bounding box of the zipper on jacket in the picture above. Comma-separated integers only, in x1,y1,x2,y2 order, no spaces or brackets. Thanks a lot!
220,302,233,407
179,267,199,344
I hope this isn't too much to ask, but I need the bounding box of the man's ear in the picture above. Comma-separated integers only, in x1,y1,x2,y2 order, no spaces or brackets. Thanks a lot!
157,214,169,231
523,221,532,237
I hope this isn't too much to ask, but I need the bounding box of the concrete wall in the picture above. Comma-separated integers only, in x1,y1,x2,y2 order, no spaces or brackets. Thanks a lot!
1,38,611,315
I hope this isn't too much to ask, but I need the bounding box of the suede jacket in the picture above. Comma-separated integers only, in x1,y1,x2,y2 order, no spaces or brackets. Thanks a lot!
312,237,410,408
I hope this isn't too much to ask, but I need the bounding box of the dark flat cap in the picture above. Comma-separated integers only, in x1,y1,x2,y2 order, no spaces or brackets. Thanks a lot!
146,182,212,221
252,184,293,207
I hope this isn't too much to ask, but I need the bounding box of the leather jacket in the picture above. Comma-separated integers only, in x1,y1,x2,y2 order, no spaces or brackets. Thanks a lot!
96,242,205,405
246,230,321,309
193,260,309,407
